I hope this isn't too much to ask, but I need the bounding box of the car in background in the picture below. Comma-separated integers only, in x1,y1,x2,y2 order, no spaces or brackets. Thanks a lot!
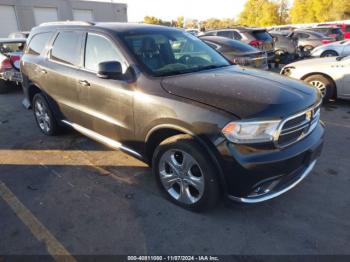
269,31,298,65
318,23,350,39
288,29,335,55
200,27,275,64
0,38,26,93
281,55,350,101
311,40,350,57
8,31,30,39
200,36,268,69
268,26,296,34
306,26,344,41
186,29,200,36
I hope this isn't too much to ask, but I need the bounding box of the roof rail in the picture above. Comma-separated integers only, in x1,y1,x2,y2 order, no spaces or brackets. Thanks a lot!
39,21,95,27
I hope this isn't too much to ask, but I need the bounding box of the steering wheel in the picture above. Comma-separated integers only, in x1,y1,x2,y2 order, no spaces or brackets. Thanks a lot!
179,55,192,64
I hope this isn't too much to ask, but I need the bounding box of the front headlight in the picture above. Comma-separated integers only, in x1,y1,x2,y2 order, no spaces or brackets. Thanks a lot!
222,120,281,144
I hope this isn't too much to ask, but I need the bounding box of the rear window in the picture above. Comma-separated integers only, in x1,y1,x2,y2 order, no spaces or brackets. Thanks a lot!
27,32,52,55
226,40,257,52
51,31,81,66
252,31,273,41
330,28,342,34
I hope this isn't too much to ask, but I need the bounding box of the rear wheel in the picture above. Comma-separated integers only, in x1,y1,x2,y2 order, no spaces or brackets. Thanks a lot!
152,135,220,212
304,74,335,102
33,93,60,135
321,50,338,57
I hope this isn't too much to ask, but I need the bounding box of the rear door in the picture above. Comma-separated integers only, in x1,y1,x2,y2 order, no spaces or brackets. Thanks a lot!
77,32,134,142
43,30,86,125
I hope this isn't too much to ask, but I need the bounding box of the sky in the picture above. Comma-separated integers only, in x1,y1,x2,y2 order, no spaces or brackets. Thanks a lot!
90,0,248,22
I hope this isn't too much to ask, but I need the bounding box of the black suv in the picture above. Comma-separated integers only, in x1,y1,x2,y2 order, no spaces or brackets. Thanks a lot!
21,22,324,211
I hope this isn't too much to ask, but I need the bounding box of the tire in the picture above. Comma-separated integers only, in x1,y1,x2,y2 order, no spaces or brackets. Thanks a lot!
0,80,9,94
320,50,338,57
152,134,220,212
33,93,60,136
304,74,335,102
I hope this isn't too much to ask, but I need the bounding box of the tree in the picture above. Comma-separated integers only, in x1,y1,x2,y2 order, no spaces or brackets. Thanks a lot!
290,0,350,23
176,16,184,28
143,16,162,25
238,0,281,26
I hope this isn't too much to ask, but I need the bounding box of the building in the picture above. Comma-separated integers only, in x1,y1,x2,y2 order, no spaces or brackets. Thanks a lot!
0,0,128,37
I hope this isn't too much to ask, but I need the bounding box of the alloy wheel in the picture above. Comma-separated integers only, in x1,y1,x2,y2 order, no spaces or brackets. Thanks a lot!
309,80,327,98
158,149,205,205
34,99,51,133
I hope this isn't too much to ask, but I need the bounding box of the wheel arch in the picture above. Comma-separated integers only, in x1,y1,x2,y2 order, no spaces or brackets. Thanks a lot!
320,50,339,57
145,124,228,193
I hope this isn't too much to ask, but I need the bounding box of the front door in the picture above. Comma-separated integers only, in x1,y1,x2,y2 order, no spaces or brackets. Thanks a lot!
77,32,134,143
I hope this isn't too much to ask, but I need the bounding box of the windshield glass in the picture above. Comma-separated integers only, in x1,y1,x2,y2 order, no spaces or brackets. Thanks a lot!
120,30,230,77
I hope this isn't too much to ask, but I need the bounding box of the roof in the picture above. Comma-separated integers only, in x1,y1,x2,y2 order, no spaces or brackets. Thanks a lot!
35,21,182,34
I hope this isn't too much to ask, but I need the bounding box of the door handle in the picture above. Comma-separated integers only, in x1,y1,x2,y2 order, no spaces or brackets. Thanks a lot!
79,80,90,87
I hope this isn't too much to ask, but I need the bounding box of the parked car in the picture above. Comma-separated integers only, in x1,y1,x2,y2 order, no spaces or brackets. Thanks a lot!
200,27,275,64
186,29,200,36
269,31,298,65
318,23,350,39
281,55,350,101
311,40,350,57
21,22,324,211
306,26,344,41
268,26,296,34
288,29,335,55
199,36,268,69
8,31,30,39
0,38,26,93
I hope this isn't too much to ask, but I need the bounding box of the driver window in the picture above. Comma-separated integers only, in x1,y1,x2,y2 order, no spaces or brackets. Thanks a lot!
85,33,123,72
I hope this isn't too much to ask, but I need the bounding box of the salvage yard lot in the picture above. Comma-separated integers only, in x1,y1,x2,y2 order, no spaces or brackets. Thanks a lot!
0,88,350,256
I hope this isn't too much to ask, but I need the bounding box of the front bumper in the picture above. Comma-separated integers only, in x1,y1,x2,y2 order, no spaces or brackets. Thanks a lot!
217,123,324,202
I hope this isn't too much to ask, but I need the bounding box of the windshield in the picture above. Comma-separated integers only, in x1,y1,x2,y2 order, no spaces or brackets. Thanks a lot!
120,30,230,77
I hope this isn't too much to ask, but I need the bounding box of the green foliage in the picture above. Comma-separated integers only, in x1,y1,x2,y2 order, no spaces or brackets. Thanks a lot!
202,18,236,30
176,16,184,28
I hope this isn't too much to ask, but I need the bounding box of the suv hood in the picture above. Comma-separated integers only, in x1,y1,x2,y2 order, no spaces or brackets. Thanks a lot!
161,66,319,119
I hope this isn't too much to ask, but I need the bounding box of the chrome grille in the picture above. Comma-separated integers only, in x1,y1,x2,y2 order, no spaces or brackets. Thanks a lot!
277,103,321,148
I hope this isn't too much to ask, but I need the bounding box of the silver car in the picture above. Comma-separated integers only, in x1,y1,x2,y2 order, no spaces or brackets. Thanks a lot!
281,56,350,101
311,40,350,57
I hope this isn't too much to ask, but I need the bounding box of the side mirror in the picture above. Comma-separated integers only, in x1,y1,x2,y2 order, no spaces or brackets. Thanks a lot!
97,61,123,80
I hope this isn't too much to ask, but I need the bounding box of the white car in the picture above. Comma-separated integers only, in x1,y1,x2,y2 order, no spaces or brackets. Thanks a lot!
311,40,350,57
281,56,350,101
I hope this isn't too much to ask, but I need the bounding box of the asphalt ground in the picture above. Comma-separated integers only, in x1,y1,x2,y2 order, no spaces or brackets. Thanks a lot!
0,86,350,260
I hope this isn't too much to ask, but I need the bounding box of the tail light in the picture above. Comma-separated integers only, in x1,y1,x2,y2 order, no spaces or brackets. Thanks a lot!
321,39,332,44
249,40,262,47
0,58,12,71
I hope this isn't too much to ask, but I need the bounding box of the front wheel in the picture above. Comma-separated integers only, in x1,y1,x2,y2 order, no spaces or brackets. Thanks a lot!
152,135,220,212
304,74,335,102
321,50,338,57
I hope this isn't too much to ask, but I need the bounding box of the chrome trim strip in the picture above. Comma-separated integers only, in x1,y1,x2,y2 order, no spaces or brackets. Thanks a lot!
61,120,143,159
228,160,317,204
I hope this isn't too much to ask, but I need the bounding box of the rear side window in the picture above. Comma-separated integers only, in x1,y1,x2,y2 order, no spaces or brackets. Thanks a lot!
27,32,52,55
252,31,273,41
84,33,123,72
217,31,235,39
51,31,81,66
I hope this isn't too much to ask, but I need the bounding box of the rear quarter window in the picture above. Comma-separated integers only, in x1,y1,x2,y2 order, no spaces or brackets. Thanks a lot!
26,32,52,55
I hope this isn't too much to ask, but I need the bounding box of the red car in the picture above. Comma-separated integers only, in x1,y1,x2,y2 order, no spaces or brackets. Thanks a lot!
318,23,350,39
0,38,25,93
